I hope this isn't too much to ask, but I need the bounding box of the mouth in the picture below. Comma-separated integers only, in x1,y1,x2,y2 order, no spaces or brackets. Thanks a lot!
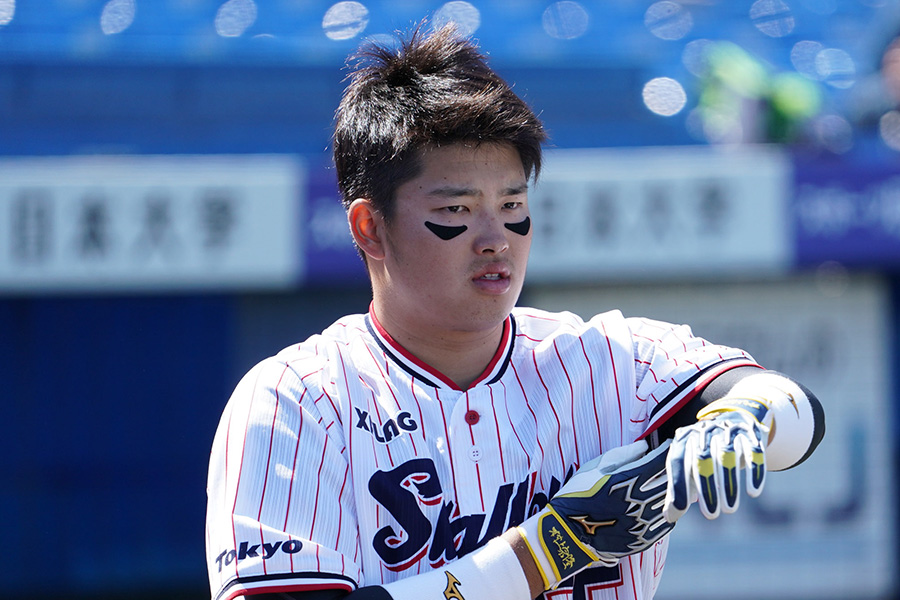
472,264,512,294
473,263,511,281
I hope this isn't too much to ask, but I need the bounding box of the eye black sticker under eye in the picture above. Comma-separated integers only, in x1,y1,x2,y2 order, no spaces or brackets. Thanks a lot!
504,216,531,236
425,221,468,240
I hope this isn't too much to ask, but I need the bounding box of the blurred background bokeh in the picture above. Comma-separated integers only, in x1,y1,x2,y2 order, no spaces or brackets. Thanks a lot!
0,1,897,599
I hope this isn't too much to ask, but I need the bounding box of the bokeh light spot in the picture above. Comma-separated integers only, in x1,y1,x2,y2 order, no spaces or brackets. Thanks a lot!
815,260,850,297
815,47,855,89
323,1,369,41
0,0,15,26
879,111,900,151
542,1,589,40
100,0,136,35
682,39,713,77
643,77,687,116
434,2,481,37
791,40,825,79
750,0,795,38
812,114,853,154
215,0,257,38
769,72,821,118
645,2,693,41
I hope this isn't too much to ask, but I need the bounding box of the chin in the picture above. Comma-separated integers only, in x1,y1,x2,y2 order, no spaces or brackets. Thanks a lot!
462,301,517,330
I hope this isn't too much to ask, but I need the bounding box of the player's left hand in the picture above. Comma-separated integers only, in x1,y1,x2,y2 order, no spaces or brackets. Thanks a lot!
518,439,676,590
663,402,770,522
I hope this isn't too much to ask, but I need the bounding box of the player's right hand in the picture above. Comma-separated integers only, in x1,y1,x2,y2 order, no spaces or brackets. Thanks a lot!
663,400,769,522
518,440,675,588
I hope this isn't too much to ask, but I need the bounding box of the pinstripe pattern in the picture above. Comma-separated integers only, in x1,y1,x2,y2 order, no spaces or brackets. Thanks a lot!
206,307,756,600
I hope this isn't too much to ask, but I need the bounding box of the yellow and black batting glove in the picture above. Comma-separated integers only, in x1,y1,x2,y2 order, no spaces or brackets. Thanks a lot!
519,440,674,590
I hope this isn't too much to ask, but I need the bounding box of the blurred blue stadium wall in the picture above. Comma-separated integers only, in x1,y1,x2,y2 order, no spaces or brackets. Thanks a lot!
2,1,900,599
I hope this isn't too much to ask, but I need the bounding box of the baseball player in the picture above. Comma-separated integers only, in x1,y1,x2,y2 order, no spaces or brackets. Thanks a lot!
205,24,825,600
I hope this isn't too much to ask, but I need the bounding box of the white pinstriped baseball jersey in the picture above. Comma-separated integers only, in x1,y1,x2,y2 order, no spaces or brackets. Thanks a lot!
206,306,758,600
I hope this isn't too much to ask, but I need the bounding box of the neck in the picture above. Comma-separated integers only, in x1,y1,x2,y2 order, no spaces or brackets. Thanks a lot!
372,303,506,389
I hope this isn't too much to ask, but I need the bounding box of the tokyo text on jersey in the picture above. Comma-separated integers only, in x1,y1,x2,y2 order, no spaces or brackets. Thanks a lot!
205,306,757,600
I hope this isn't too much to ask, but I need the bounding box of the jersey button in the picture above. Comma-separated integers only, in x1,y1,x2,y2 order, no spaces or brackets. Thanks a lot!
464,410,480,425
468,446,483,462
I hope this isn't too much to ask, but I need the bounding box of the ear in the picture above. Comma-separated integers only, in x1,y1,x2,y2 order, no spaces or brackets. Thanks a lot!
348,198,385,261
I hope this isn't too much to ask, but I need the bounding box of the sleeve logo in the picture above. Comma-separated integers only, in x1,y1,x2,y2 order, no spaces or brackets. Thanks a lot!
212,539,302,572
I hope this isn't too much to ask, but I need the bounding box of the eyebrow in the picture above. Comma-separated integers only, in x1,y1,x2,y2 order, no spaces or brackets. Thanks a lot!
504,183,529,196
426,183,528,198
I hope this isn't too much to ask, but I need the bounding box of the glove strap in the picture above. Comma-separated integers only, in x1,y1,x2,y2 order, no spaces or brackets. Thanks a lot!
696,396,771,425
517,507,606,590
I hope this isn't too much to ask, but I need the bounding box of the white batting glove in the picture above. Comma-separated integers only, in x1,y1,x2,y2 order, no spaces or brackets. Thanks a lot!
663,397,771,522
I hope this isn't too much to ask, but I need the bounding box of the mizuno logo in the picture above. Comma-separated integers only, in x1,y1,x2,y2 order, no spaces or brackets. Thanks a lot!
444,571,465,600
570,515,617,535
787,392,800,417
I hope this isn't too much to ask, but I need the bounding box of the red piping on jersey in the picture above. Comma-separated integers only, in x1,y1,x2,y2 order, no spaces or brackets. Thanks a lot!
368,302,512,390
637,360,762,441
309,441,329,544
436,387,460,507
362,341,420,456
532,348,566,476
510,360,546,490
384,542,429,572
367,383,396,467
222,582,355,600
554,339,581,466
578,337,603,456
599,319,625,444
501,379,529,471
468,316,512,387
258,364,289,575
628,554,638,597
489,385,508,480
465,391,487,512
283,387,307,571
229,367,264,580
335,463,350,552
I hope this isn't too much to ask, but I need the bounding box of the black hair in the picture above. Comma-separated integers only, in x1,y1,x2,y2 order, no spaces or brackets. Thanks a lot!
333,22,547,223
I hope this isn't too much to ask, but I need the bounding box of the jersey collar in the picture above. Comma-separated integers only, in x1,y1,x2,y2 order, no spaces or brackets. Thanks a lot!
366,303,515,391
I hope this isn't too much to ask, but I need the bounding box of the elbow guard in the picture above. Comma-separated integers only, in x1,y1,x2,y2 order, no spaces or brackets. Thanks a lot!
700,371,825,471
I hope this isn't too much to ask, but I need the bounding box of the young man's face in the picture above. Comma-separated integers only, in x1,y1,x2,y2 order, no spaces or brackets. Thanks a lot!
376,141,532,336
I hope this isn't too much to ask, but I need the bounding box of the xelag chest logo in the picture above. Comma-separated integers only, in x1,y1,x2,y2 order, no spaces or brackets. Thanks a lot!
355,408,418,443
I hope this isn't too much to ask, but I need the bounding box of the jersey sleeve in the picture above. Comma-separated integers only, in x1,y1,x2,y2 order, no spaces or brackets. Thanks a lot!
206,353,361,600
625,317,761,443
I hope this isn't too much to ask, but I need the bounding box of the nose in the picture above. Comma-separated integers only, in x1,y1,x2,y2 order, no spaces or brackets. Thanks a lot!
473,212,510,255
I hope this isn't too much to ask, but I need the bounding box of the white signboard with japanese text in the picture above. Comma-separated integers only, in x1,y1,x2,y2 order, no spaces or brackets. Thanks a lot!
0,155,304,293
529,274,893,599
527,145,792,281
